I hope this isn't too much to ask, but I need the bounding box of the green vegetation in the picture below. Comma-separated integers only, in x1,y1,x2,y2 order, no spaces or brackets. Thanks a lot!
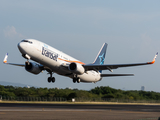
0,85,160,102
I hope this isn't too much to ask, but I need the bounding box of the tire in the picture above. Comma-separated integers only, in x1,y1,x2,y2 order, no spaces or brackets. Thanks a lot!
77,78,80,83
52,77,55,83
48,77,52,83
73,78,76,83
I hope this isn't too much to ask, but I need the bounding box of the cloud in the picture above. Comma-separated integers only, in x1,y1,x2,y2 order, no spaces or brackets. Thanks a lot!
3,26,25,39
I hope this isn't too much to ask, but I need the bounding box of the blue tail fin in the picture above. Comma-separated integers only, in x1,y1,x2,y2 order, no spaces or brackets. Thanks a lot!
93,43,107,73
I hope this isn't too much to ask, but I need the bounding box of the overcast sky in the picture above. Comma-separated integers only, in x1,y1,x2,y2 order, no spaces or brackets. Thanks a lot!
1,0,160,92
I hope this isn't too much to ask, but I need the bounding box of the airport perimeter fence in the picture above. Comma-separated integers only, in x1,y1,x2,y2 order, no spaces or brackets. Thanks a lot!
0,96,67,102
1,95,160,103
75,97,160,103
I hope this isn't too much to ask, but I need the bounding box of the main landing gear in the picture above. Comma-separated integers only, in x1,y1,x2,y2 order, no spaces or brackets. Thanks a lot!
73,77,80,83
47,71,55,83
48,77,55,83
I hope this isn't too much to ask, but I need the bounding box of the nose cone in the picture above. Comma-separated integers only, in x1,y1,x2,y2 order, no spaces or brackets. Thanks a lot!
17,42,27,54
17,42,21,50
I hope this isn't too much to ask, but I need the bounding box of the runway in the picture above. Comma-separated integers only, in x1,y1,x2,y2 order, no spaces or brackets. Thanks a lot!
0,103,159,120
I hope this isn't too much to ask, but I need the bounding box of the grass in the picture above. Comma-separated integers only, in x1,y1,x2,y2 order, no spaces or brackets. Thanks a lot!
1,101,160,105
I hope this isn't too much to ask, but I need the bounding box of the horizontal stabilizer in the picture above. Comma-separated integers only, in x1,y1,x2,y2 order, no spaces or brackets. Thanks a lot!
101,74,134,77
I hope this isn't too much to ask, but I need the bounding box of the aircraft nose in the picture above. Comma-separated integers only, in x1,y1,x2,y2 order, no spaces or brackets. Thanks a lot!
17,42,27,54
17,42,22,50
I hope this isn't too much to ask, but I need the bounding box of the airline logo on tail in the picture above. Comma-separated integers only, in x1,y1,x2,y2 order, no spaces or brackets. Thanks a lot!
99,53,105,65
98,53,106,73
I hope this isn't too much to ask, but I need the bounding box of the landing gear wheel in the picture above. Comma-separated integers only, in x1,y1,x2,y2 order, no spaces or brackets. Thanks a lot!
51,77,55,83
48,77,52,83
73,78,77,83
77,78,80,83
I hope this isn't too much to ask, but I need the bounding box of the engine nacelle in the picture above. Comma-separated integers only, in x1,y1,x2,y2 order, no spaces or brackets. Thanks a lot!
25,62,42,75
68,62,85,75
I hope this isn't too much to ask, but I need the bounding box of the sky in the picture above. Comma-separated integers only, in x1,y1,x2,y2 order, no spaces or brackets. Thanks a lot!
1,0,160,92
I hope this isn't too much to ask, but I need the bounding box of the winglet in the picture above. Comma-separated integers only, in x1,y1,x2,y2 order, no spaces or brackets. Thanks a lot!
148,52,158,64
3,53,8,63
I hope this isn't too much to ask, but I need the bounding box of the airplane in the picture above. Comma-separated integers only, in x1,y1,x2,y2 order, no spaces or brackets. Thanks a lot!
3,39,158,83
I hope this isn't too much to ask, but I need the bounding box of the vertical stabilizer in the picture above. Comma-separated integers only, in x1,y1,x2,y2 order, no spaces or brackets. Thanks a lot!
93,43,107,73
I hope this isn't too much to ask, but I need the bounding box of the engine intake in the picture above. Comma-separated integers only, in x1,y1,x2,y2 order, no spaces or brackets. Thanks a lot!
25,62,42,75
69,62,85,75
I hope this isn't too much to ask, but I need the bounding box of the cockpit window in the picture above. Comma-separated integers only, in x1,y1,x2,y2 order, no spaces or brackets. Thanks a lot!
21,40,28,42
21,40,32,44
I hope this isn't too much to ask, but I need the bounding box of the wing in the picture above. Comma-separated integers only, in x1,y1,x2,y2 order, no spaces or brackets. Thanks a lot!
3,53,25,67
83,52,158,71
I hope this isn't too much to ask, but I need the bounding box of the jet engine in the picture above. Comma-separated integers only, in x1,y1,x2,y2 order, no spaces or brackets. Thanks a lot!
25,62,42,75
68,62,85,75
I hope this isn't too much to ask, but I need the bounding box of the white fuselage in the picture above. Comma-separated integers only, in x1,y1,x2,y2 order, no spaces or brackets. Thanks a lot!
18,39,101,83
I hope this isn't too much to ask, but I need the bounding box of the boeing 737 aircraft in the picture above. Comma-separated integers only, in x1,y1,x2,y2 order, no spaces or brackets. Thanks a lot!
3,39,158,83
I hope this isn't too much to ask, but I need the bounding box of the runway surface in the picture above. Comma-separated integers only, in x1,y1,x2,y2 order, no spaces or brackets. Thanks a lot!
0,103,159,120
